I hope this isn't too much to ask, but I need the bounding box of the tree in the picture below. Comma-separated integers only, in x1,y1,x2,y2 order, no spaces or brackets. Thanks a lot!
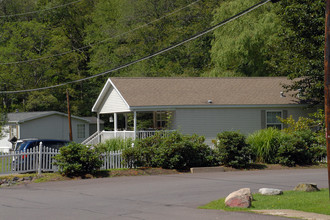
0,0,97,116
207,0,281,77
268,0,325,106
85,0,219,78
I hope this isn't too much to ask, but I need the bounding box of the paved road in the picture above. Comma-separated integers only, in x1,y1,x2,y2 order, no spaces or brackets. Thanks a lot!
0,168,327,220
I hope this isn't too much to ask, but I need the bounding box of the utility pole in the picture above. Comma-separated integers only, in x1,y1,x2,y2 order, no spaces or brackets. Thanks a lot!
66,89,73,141
324,0,330,200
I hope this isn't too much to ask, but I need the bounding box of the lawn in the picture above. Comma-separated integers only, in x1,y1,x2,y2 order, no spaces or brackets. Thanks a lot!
200,188,330,215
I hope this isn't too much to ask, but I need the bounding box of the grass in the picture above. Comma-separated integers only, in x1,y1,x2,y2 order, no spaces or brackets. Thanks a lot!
94,138,135,152
200,188,330,215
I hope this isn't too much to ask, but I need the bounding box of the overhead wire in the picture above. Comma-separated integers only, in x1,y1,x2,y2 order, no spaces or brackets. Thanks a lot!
0,0,83,18
0,0,271,94
0,0,201,65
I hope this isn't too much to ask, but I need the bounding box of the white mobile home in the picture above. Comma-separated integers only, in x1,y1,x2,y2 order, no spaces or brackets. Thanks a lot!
87,77,312,146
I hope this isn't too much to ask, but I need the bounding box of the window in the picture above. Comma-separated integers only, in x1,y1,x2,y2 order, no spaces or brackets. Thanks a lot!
77,124,85,138
266,111,282,129
9,125,17,139
155,112,167,129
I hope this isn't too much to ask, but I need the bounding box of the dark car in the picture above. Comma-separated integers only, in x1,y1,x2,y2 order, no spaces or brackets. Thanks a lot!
17,139,70,152
13,139,70,171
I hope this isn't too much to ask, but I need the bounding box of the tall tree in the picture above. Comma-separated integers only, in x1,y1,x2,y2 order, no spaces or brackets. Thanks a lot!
0,0,97,115
268,0,325,106
85,0,219,78
207,0,281,77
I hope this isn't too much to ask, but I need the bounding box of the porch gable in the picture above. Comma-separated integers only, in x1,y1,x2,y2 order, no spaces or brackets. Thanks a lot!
92,79,130,114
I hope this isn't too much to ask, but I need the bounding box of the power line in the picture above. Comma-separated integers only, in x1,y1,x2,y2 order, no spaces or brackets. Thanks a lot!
0,0,83,18
0,0,201,65
0,0,271,94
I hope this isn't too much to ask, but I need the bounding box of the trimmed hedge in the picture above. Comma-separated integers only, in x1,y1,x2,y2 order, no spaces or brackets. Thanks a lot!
214,131,253,169
122,131,215,170
54,142,102,177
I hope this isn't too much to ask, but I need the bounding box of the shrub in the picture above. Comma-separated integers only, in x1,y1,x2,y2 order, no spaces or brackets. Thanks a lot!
94,138,134,153
276,130,327,166
215,131,253,169
122,131,215,170
247,128,289,164
54,142,103,177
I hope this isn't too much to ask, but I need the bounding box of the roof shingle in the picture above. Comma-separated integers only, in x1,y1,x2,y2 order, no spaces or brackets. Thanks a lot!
110,77,298,107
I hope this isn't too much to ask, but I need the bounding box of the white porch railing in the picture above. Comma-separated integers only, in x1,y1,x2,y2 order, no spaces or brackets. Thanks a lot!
82,130,174,146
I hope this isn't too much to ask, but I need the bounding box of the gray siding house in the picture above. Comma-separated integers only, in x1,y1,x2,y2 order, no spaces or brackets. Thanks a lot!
87,77,312,146
0,111,91,152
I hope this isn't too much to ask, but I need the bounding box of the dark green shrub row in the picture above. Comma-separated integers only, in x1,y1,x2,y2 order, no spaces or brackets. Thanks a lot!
54,127,326,177
122,131,215,170
247,128,326,166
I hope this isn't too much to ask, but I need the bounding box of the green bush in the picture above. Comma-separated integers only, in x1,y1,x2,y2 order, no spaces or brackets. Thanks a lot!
215,131,253,169
94,138,134,153
247,128,289,164
276,130,327,166
122,131,215,170
54,142,103,177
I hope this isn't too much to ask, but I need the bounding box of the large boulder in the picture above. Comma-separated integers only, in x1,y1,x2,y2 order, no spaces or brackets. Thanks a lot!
259,188,283,195
225,188,252,208
294,183,320,192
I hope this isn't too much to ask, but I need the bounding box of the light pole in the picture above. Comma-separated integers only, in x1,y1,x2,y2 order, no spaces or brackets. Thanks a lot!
324,0,330,200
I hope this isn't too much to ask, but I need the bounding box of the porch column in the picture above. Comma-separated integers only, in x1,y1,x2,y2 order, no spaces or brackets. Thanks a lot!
114,113,118,138
124,113,128,131
133,111,137,140
97,113,101,144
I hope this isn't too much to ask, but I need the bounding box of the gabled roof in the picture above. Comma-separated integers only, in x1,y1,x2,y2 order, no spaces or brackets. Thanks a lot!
7,111,90,123
92,77,300,113
81,117,104,124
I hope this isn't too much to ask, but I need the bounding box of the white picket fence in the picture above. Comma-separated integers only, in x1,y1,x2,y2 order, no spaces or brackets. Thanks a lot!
0,146,126,175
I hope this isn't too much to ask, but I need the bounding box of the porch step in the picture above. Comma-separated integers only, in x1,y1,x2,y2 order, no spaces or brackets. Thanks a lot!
190,166,225,174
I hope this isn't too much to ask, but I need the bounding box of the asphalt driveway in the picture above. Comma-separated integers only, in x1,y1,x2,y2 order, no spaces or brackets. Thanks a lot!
0,168,328,220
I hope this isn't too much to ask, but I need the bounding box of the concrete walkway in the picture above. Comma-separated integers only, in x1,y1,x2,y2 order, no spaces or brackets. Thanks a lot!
254,209,330,220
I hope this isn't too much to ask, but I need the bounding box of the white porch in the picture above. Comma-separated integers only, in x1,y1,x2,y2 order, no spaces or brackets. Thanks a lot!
87,78,176,146
82,129,173,146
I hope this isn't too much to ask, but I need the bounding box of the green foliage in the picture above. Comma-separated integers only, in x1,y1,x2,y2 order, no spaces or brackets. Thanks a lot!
207,0,281,77
280,115,316,134
248,112,327,167
85,0,219,78
0,110,7,139
280,109,325,135
279,110,326,161
0,0,325,115
247,127,289,164
122,131,215,170
201,189,330,216
277,130,326,167
269,0,325,106
94,138,134,153
215,131,253,169
54,142,103,177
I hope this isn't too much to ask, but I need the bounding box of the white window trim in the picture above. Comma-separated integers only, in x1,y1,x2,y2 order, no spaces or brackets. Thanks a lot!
266,110,283,129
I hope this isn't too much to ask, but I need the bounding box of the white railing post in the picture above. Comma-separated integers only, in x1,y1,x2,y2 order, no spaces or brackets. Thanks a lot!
38,142,43,175
114,113,117,138
134,111,137,140
97,113,101,144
